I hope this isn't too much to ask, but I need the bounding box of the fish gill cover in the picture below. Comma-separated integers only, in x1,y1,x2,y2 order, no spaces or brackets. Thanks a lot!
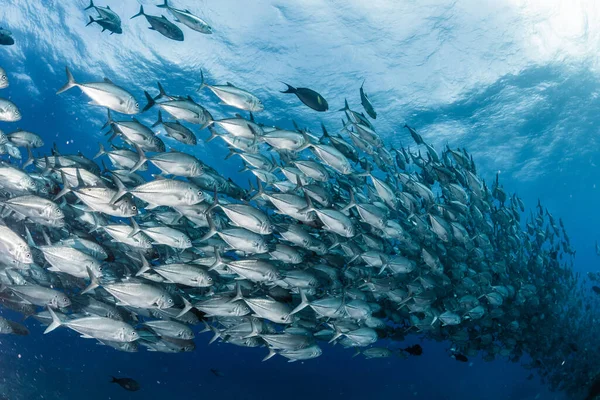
0,1,599,400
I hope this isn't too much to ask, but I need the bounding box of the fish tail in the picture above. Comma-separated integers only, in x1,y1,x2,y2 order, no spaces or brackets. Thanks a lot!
108,173,128,205
289,289,310,315
93,142,106,160
224,149,238,160
156,0,169,8
130,5,145,19
337,98,349,112
205,126,220,143
155,81,168,100
262,348,277,362
43,306,63,334
130,143,147,173
228,282,244,303
128,218,143,239
197,70,207,92
135,251,152,276
23,146,35,168
142,90,155,112
152,110,163,128
176,297,192,318
199,212,217,241
83,0,95,10
249,179,264,201
56,66,77,94
81,267,100,295
280,82,296,94
101,109,113,130
53,171,72,201
85,15,96,27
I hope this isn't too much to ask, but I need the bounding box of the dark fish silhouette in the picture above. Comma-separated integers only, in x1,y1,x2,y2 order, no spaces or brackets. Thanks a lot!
453,354,468,362
592,286,600,295
86,16,122,34
280,83,328,112
210,368,224,377
403,344,423,356
359,80,376,119
131,5,184,42
404,124,424,145
111,376,140,391
0,28,14,46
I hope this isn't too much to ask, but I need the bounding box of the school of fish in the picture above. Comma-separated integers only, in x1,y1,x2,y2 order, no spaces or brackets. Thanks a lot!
0,3,599,398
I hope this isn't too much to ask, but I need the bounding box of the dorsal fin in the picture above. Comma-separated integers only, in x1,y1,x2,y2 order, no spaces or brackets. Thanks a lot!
226,82,235,87
103,77,114,84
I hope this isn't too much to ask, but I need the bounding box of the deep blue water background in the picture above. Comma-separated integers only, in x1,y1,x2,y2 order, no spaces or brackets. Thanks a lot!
0,1,597,398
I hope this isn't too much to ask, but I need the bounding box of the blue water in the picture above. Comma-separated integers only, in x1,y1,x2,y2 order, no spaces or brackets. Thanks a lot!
0,1,595,398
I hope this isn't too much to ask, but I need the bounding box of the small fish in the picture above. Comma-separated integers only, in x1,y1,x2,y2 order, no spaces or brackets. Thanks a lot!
592,286,600,295
403,344,423,356
86,16,122,35
198,70,263,112
452,353,468,362
57,67,139,114
280,83,328,112
210,368,224,377
359,80,376,119
84,0,121,25
131,6,184,42
110,376,140,391
157,0,213,34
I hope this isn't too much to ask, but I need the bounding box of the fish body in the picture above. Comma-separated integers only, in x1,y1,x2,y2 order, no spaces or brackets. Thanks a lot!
359,81,376,119
0,98,21,121
199,71,263,112
131,6,184,41
281,83,328,112
157,0,213,34
57,67,139,114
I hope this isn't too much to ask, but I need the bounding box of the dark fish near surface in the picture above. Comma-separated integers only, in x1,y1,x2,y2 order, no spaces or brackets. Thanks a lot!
111,376,140,391
359,80,376,119
86,16,122,35
281,83,328,112
131,5,184,42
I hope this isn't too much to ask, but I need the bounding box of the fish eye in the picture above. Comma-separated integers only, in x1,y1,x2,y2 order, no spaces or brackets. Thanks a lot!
132,205,137,211
135,102,139,108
